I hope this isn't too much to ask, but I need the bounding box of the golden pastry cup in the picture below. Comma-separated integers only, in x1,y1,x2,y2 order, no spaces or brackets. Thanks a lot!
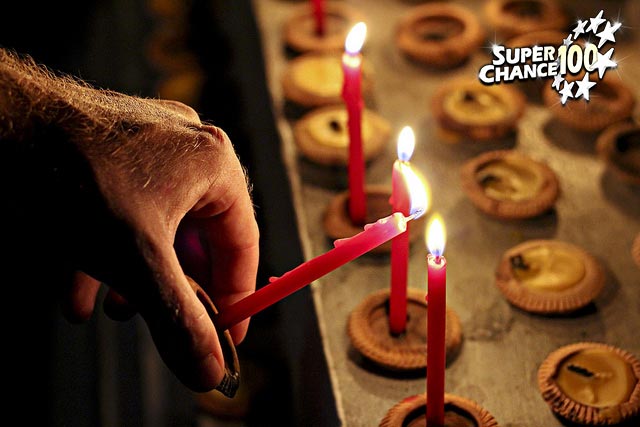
483,0,569,41
633,234,640,269
538,342,640,425
460,150,560,219
543,73,635,133
283,1,365,54
395,2,485,69
323,185,426,255
293,105,390,166
495,239,605,315
348,288,462,371
596,121,640,186
281,52,374,109
379,393,499,427
431,79,526,141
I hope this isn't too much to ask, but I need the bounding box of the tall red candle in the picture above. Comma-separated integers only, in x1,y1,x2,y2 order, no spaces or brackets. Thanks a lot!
312,0,325,36
342,22,367,225
389,126,415,335
426,215,447,426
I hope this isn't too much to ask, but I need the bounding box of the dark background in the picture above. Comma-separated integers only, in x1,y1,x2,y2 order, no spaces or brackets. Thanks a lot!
0,1,339,426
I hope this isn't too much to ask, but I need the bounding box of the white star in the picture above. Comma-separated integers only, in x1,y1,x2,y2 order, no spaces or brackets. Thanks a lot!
572,19,588,39
596,21,622,48
552,74,564,90
559,81,575,105
563,36,573,46
574,73,596,101
587,10,606,34
592,47,617,79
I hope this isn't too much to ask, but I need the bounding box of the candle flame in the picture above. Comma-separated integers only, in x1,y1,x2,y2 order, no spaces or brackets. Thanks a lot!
402,164,430,219
397,126,415,162
345,22,366,54
426,213,446,257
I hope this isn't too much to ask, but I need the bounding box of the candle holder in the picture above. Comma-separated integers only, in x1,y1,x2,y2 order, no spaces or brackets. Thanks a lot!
538,342,640,426
542,73,634,133
396,3,485,69
292,105,390,167
431,78,526,143
379,393,498,427
459,150,560,220
596,121,640,186
323,185,426,254
187,277,241,399
495,239,605,315
483,0,568,41
283,1,365,54
348,288,462,371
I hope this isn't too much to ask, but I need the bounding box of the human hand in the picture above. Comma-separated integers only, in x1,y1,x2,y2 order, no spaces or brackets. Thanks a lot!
62,99,259,392
71,99,258,392
1,50,260,391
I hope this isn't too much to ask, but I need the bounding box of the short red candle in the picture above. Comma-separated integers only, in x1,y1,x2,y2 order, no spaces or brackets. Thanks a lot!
215,213,420,332
426,215,447,426
312,0,325,36
342,22,367,225
389,126,415,335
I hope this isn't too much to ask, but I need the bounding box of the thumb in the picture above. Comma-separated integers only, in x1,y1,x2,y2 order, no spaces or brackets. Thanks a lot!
132,238,226,392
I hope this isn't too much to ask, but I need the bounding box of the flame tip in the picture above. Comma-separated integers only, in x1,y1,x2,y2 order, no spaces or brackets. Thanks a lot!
345,22,367,53
425,214,446,256
397,126,415,162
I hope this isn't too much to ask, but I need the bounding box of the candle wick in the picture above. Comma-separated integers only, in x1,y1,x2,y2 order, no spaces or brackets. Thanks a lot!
567,364,595,378
407,210,423,221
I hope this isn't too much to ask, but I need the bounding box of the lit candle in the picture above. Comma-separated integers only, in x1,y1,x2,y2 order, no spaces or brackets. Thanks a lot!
426,214,447,426
389,126,415,335
215,170,429,332
342,22,367,225
312,0,325,36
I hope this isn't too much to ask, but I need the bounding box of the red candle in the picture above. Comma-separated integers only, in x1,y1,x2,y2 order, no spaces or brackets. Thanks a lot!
342,22,367,225
215,212,425,332
426,214,447,426
389,126,415,335
312,0,325,36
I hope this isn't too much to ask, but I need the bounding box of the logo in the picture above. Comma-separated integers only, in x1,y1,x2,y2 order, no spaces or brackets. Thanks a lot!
478,10,620,105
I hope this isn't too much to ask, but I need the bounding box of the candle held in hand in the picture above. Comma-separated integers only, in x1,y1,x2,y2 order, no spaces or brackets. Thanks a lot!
389,126,415,335
342,22,367,225
216,213,421,332
426,214,447,426
215,171,429,332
